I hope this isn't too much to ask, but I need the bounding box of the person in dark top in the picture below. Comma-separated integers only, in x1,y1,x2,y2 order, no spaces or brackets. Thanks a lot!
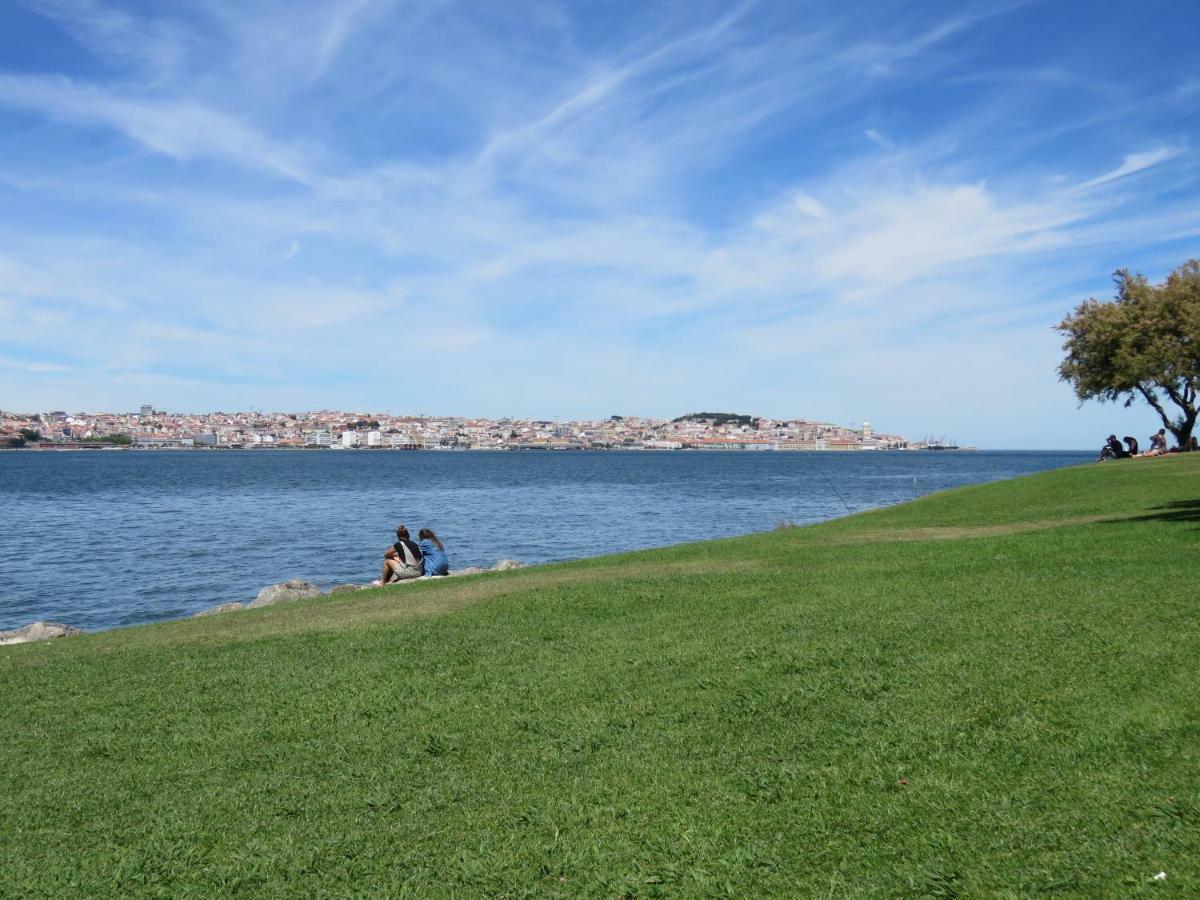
1098,434,1130,461
1123,435,1139,456
381,525,424,584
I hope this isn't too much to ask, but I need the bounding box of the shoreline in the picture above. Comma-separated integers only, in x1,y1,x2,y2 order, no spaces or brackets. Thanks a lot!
1,450,1093,638
2,444,974,453
0,559,529,646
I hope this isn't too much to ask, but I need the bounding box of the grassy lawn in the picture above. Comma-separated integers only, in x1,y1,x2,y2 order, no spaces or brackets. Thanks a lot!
2,455,1198,896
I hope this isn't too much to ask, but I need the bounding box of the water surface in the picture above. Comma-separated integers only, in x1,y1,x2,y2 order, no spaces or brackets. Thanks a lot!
0,449,1089,631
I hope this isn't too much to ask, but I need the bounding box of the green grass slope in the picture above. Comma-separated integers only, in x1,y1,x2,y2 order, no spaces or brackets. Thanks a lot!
3,456,1198,896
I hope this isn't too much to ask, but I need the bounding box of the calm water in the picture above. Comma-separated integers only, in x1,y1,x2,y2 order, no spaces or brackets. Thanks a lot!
0,449,1089,632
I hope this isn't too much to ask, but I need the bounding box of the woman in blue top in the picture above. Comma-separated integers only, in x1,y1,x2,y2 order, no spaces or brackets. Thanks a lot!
417,528,449,576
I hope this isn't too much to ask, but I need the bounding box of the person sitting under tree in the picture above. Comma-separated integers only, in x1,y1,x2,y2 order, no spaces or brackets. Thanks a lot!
1098,434,1130,461
1147,428,1168,456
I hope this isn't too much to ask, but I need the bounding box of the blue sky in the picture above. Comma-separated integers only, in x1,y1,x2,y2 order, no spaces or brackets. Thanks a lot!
1,0,1198,447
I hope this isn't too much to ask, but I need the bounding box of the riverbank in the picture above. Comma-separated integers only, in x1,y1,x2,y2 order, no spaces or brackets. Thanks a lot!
0,559,529,644
3,455,1198,893
0,450,1091,632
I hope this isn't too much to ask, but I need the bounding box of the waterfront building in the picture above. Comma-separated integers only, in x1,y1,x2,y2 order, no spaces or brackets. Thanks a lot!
134,436,189,448
305,430,332,447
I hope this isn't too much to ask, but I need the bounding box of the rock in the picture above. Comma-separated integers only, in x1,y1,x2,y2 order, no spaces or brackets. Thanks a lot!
329,583,364,594
445,561,525,577
193,601,245,616
248,579,320,608
0,621,85,645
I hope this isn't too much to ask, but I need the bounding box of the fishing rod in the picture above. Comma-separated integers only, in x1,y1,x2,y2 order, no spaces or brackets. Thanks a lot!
807,445,855,516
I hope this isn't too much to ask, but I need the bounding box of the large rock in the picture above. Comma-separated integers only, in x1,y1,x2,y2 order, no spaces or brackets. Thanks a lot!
248,579,320,608
448,566,488,577
193,601,246,616
0,621,84,645
446,561,525,578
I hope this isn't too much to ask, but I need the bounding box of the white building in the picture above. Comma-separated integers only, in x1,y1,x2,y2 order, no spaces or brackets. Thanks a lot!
366,430,382,447
341,431,359,448
305,430,332,447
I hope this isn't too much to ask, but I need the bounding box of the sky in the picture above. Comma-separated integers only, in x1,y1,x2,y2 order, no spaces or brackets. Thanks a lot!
0,0,1198,448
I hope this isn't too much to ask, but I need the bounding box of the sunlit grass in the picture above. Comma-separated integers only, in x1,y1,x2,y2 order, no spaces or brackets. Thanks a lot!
3,455,1198,895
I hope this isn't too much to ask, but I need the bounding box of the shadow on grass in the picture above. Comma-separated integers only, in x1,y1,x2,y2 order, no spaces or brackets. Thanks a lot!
1105,498,1200,528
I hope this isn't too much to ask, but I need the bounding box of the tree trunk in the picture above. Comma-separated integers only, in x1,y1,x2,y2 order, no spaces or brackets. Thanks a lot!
1176,408,1197,448
1136,384,1196,447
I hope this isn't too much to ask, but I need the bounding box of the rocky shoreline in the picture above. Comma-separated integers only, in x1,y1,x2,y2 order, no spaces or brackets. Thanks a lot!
0,559,526,646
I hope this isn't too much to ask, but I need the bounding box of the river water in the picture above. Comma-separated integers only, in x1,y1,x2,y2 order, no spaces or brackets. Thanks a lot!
0,449,1089,632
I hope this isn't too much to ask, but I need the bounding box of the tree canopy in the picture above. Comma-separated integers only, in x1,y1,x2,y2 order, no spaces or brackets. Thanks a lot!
672,412,761,428
1057,260,1200,445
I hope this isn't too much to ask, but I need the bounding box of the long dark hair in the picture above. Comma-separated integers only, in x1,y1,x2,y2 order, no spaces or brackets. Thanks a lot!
418,528,443,550
396,525,410,541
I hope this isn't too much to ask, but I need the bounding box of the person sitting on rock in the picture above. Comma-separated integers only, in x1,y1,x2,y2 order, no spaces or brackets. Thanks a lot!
418,528,450,576
380,525,423,584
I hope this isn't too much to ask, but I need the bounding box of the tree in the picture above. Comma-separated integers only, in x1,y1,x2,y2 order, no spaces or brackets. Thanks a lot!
1057,260,1200,446
19,427,41,442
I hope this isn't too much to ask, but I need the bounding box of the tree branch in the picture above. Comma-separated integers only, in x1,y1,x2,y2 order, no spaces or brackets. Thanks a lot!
1161,380,1188,410
1136,385,1176,435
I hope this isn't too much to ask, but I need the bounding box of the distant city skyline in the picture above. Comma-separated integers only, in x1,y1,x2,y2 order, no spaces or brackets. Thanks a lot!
1,1,1197,449
2,407,917,452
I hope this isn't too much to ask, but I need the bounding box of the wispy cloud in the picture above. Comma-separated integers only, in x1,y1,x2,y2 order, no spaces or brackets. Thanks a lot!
22,0,196,82
0,73,315,182
1076,146,1182,191
863,128,893,149
0,354,73,374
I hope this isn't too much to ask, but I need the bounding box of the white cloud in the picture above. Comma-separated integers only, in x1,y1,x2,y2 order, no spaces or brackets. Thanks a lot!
0,74,314,183
0,0,1193,448
1076,147,1181,191
315,0,379,77
24,0,194,81
0,354,73,373
864,128,893,149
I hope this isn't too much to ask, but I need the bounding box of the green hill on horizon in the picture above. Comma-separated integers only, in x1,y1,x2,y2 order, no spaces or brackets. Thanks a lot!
3,456,1199,895
671,411,761,428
